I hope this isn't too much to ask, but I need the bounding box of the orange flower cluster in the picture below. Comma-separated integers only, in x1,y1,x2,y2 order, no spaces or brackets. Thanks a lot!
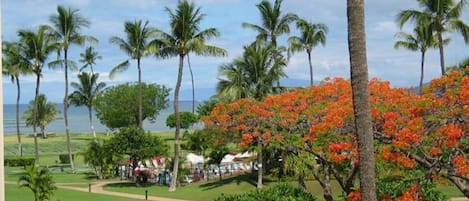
201,71,468,194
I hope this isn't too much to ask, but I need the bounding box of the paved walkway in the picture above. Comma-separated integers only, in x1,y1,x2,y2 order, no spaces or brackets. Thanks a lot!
57,181,189,201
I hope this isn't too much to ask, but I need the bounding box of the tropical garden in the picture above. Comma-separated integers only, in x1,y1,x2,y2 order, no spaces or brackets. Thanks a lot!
2,0,469,200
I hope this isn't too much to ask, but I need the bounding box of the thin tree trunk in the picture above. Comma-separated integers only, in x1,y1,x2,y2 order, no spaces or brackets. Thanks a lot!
88,106,96,140
257,136,263,189
298,171,307,191
307,50,314,86
169,54,185,192
15,76,22,156
347,0,377,200
137,58,143,128
187,54,195,113
33,72,40,164
437,30,446,76
419,50,426,95
312,164,333,201
64,49,75,172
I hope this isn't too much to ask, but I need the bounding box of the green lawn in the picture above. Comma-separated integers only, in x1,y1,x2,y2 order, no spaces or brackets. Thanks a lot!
5,184,143,201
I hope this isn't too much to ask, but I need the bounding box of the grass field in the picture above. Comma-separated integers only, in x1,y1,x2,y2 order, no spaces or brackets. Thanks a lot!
6,184,143,201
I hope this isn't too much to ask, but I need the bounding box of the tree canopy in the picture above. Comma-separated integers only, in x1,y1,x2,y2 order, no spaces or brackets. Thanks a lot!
94,82,170,129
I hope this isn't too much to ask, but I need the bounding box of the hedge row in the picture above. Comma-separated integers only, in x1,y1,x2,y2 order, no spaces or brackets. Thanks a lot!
4,157,35,167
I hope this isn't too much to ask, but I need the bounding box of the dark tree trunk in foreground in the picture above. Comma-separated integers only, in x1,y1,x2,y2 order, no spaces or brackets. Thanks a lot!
347,0,377,200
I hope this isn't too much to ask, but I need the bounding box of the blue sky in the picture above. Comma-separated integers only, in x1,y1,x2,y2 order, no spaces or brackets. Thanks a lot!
2,0,469,104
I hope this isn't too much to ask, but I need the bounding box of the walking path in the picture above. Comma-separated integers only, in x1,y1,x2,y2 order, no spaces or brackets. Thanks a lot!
57,181,189,201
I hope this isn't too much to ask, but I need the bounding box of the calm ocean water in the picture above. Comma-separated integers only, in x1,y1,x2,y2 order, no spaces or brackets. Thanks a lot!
2,101,199,135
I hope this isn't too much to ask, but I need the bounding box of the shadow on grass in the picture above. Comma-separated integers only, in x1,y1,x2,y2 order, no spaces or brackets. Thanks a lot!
199,173,272,191
106,182,156,188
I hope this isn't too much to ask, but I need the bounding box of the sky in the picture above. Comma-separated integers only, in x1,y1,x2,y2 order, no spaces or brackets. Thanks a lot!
2,0,469,104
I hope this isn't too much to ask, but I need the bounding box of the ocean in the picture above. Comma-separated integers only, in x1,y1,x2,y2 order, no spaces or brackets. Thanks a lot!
2,101,200,135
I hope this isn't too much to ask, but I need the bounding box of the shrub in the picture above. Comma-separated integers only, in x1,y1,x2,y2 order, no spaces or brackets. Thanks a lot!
215,183,316,201
4,157,35,167
58,154,74,164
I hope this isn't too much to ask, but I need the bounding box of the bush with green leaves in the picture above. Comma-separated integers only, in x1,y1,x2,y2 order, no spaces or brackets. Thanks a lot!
58,154,74,164
166,111,199,129
4,157,35,167
215,183,316,201
377,177,447,201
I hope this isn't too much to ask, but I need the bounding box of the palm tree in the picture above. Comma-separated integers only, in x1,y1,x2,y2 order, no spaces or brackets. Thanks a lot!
18,165,57,201
50,5,95,172
69,72,106,139
394,22,441,94
397,0,469,76
2,41,33,156
347,0,377,200
160,0,227,191
242,0,297,88
109,20,162,129
207,146,229,181
79,46,102,73
288,18,328,86
217,42,285,102
17,25,58,163
24,94,59,139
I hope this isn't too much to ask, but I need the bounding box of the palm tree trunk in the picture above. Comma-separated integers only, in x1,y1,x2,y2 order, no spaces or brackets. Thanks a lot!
169,54,185,192
187,54,195,113
347,0,377,200
64,49,75,172
307,50,314,86
257,136,263,189
137,58,143,129
88,106,96,140
15,77,22,156
33,73,40,164
437,30,446,76
419,50,426,95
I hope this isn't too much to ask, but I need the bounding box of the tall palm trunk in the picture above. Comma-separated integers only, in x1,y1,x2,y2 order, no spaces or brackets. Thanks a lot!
187,54,195,113
257,136,263,188
64,49,75,172
347,0,377,200
88,106,96,140
137,58,143,128
169,54,185,192
437,30,446,76
15,76,23,156
419,50,426,95
33,72,41,164
307,50,314,86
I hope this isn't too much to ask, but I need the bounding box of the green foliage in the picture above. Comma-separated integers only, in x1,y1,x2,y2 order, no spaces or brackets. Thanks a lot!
166,111,198,129
94,82,170,129
106,126,168,166
196,99,219,117
83,140,119,179
18,165,57,201
377,177,447,201
23,94,59,137
182,130,213,155
59,154,75,164
4,157,35,167
214,182,316,201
